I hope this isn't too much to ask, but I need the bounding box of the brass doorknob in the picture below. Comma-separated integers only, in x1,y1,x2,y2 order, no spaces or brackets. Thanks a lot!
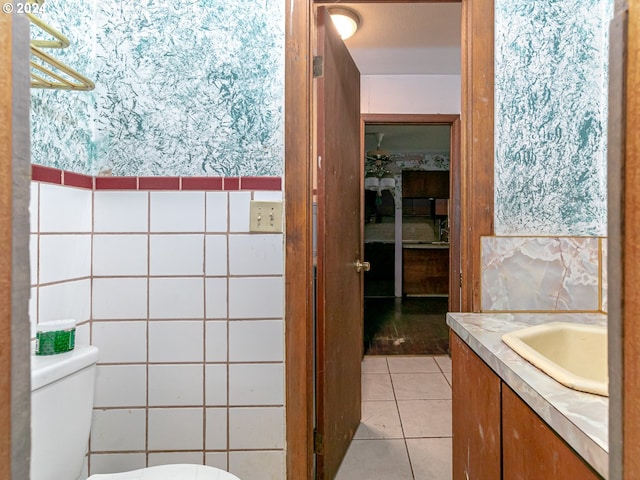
355,260,371,272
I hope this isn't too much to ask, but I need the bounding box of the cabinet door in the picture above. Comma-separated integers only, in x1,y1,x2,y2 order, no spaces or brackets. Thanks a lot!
502,385,602,479
451,333,502,480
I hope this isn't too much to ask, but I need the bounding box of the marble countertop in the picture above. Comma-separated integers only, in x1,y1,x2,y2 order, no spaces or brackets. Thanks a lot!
447,312,608,479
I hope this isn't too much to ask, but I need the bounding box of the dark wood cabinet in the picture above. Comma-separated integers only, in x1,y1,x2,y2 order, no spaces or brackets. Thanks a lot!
452,333,602,480
403,248,449,295
451,333,502,480
402,170,449,198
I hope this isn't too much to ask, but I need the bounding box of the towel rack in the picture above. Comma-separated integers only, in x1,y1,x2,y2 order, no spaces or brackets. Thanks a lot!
28,5,94,91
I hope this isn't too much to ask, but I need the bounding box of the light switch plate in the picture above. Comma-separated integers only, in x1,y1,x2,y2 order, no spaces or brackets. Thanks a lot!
249,200,283,232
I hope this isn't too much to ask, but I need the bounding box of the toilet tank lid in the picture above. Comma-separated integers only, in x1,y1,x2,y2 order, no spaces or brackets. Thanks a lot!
31,345,99,392
88,464,241,479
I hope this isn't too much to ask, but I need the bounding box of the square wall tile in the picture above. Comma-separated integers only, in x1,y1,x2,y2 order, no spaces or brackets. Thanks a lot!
253,191,283,201
205,278,228,319
206,192,228,232
30,234,38,285
148,452,204,467
39,279,91,323
149,364,204,406
94,365,147,407
39,184,92,233
229,192,251,232
205,235,228,276
148,321,203,362
229,277,283,319
228,451,285,480
205,321,228,362
89,453,146,476
91,409,146,451
150,234,204,276
601,238,608,313
94,191,149,233
30,182,39,233
39,234,91,284
205,364,227,406
150,192,205,232
205,408,228,450
76,323,91,346
93,278,148,319
29,287,37,338
229,363,284,406
148,408,203,450
149,278,204,319
205,453,228,471
92,321,147,363
228,320,283,362
229,407,285,449
229,234,283,276
93,235,148,276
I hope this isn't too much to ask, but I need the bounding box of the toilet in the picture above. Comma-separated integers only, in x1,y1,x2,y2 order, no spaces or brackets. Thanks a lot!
31,346,240,480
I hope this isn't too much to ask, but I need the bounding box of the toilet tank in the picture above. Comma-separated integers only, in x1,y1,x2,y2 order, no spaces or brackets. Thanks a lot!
31,346,99,480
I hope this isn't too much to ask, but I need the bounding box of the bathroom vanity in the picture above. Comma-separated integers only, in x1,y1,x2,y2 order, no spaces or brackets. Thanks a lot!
447,312,608,479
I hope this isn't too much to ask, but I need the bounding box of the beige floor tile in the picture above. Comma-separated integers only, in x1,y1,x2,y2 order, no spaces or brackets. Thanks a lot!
387,356,440,374
362,373,395,401
444,372,452,386
354,401,404,439
335,439,413,480
392,373,451,400
434,355,452,373
362,355,389,374
406,437,452,480
397,399,452,438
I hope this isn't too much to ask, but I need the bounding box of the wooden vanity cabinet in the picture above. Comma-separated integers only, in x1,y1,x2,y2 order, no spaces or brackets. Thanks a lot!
451,333,502,479
452,332,602,480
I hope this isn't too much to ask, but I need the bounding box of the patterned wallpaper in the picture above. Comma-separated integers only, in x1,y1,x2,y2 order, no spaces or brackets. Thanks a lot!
31,0,285,177
494,0,613,236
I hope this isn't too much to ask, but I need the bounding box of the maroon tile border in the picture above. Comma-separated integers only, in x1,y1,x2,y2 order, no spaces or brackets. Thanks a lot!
95,176,139,190
182,177,224,190
139,176,180,190
63,171,94,189
31,166,282,192
241,176,282,191
32,165,62,184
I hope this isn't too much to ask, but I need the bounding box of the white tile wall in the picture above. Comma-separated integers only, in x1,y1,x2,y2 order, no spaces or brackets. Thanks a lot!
229,277,283,318
94,191,149,233
148,408,203,450
150,192,205,232
93,235,148,276
149,278,204,319
91,409,147,451
148,321,204,362
206,192,228,232
32,182,286,478
39,234,91,283
93,278,148,319
229,234,284,275
39,184,92,232
30,182,39,233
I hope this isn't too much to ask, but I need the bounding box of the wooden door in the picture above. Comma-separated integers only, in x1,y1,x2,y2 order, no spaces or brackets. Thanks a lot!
315,6,363,480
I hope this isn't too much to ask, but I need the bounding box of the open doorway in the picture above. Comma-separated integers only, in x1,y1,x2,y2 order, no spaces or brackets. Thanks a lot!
362,117,460,356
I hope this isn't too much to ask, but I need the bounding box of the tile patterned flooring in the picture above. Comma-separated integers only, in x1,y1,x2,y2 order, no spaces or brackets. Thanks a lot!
335,355,452,480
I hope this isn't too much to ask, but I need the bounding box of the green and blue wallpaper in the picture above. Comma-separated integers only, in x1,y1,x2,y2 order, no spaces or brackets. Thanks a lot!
495,0,613,236
31,0,285,176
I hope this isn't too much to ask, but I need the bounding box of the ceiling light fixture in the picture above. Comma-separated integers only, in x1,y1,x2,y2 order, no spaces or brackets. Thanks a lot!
329,8,360,40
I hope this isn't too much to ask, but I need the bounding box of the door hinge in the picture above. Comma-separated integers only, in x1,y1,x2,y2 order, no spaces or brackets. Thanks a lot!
459,272,463,288
313,56,323,78
313,429,324,454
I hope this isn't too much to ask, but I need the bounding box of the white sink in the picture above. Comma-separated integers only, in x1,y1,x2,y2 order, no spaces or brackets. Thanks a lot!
502,322,608,396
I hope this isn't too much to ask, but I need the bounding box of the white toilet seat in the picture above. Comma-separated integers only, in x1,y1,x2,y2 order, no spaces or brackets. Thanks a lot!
87,464,241,480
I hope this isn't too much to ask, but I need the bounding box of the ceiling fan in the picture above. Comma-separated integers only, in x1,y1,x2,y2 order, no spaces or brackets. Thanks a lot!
366,132,391,161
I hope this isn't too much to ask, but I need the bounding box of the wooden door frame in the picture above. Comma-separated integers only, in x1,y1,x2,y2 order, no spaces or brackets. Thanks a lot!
361,113,462,311
284,0,493,477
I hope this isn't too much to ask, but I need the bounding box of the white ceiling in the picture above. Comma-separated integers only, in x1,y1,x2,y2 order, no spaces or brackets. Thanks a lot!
339,3,462,75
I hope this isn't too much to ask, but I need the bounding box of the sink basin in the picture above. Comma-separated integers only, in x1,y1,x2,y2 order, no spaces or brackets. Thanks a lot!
502,322,608,396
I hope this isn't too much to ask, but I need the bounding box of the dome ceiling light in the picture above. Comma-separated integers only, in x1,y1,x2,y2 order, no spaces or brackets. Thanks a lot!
329,8,361,40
